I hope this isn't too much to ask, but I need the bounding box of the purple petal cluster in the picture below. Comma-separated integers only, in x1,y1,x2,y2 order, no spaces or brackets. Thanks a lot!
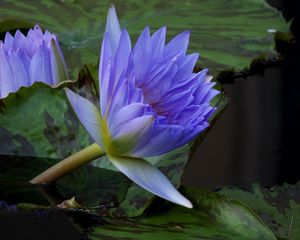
0,25,68,99
98,10,219,158
66,6,220,208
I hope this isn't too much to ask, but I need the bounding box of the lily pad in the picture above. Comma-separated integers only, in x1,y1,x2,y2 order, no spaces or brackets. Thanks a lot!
0,82,91,159
90,187,277,240
218,182,300,240
0,0,288,77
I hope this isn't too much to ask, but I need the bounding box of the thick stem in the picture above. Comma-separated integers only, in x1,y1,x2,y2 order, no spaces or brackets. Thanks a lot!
30,143,105,184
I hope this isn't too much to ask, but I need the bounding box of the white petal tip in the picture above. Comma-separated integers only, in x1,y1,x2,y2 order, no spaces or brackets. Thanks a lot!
183,200,193,208
175,195,193,208
108,155,194,209
109,4,116,10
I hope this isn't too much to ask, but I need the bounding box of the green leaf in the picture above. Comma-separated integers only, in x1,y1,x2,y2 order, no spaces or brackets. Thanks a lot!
218,182,300,240
0,0,288,77
0,82,91,159
90,187,276,240
0,18,34,38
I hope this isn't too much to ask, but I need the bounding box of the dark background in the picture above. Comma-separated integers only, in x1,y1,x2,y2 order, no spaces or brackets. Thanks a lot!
183,0,300,189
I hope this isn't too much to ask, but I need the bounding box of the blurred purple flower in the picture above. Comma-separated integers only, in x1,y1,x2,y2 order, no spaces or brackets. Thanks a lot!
66,5,219,208
0,200,17,212
0,25,68,99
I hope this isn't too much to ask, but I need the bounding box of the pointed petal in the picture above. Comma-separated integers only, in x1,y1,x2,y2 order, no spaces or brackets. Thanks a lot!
0,43,16,98
49,38,68,84
132,27,152,81
143,63,177,103
112,29,131,92
151,26,166,62
9,52,29,89
29,43,52,84
43,30,53,43
108,103,149,131
105,4,122,54
201,88,220,103
164,31,190,59
100,56,112,117
99,32,112,83
132,124,190,157
108,155,193,208
173,53,199,83
65,88,104,148
193,82,217,104
205,74,213,83
12,30,26,50
177,104,212,126
18,49,31,70
4,32,13,50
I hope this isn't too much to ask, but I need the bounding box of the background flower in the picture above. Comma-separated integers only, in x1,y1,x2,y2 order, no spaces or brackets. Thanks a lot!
0,25,68,99
66,5,219,208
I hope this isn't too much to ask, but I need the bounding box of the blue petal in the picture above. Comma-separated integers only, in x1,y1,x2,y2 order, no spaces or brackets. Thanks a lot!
12,30,26,51
108,103,149,131
151,26,166,62
4,32,13,50
65,88,104,148
105,4,122,55
43,30,53,42
173,53,199,83
108,155,193,208
9,52,29,89
18,49,31,71
164,31,190,59
29,42,52,85
107,29,132,114
143,63,177,103
133,120,210,157
193,82,217,104
168,69,208,95
49,39,68,84
112,29,131,91
133,27,152,81
0,43,16,98
201,88,220,104
111,115,154,155
99,32,112,117
177,104,213,126
155,89,194,118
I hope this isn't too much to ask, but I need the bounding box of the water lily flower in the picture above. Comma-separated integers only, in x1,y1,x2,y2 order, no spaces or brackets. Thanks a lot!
66,5,219,208
0,25,68,99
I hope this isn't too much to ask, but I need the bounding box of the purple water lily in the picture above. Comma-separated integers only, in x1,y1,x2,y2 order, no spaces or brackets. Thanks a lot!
66,5,219,208
0,25,68,99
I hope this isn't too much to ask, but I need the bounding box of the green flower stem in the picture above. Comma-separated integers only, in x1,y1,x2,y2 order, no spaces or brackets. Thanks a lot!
30,143,105,184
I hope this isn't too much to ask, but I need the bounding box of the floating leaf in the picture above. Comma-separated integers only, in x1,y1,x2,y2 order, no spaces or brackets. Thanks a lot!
218,182,300,240
0,82,91,159
0,0,288,77
90,187,277,240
